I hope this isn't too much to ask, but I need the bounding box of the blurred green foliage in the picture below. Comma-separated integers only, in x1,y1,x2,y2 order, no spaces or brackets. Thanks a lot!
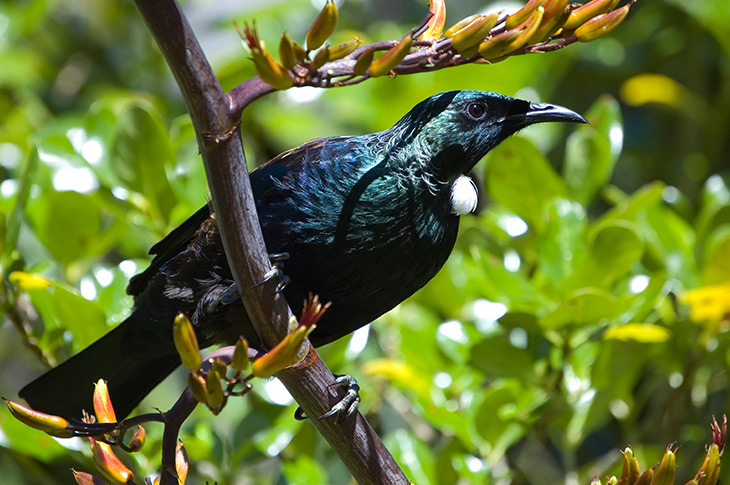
1,0,729,484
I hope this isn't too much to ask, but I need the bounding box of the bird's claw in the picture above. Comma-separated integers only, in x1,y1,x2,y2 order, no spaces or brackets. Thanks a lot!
253,253,290,294
294,374,360,422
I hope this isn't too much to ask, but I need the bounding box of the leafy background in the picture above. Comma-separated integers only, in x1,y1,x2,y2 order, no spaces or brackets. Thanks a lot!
1,0,729,483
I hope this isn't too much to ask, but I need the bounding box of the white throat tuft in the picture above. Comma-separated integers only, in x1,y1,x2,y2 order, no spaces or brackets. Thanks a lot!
450,175,478,215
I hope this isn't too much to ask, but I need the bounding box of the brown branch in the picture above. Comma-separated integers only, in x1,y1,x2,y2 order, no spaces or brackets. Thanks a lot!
131,1,409,484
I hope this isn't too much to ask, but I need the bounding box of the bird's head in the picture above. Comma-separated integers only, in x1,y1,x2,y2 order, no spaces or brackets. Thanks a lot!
385,90,586,213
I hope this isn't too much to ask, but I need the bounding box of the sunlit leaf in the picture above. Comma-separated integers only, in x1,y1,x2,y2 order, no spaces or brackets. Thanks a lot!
603,323,672,342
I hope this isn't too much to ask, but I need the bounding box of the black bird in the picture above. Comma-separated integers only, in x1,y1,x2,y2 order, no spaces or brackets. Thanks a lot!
19,90,586,419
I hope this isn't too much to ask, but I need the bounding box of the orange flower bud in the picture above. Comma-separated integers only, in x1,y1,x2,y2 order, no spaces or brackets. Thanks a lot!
93,380,117,424
127,426,145,453
420,0,446,41
353,49,374,75
279,33,297,69
306,0,338,51
72,470,107,485
310,46,330,70
231,337,250,372
450,14,499,52
252,324,315,378
176,440,189,485
173,312,201,371
368,34,413,77
505,0,547,29
563,0,621,31
4,398,73,438
89,437,134,484
574,5,630,43
328,39,362,61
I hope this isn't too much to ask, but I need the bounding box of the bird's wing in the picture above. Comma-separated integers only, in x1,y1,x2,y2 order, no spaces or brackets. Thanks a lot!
126,204,211,296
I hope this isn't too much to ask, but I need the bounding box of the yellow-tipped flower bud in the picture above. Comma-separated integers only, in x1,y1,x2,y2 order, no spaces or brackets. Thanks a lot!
279,33,297,69
93,379,117,424
634,464,655,485
478,28,522,60
618,447,640,485
501,6,544,54
187,371,208,404
574,5,630,43
252,324,315,378
231,337,250,372
505,0,547,29
127,425,145,453
368,34,413,77
445,15,479,38
5,398,73,438
306,0,338,51
527,0,571,44
353,49,374,75
89,437,134,484
173,312,202,371
450,14,499,52
251,48,294,90
420,0,446,41
176,440,189,485
310,46,330,70
72,470,107,485
651,445,676,485
563,0,620,31
328,39,362,61
693,442,721,485
292,40,307,62
205,367,224,411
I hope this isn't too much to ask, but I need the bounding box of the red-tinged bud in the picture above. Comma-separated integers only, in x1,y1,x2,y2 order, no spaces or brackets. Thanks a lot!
72,470,107,485
328,39,362,61
298,293,332,328
711,415,726,453
205,367,224,411
4,398,73,438
176,440,189,485
231,337,250,372
368,34,413,77
563,0,620,31
353,49,374,75
306,0,338,51
252,324,316,378
420,0,446,41
89,437,134,484
450,14,499,52
505,0,547,29
173,313,201,371
527,0,571,44
279,33,297,69
93,380,117,424
574,5,630,43
187,371,208,404
127,426,145,453
310,46,330,70
445,15,480,38
651,445,676,485
618,447,640,485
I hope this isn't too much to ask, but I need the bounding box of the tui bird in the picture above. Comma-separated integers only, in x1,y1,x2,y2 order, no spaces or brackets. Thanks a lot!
19,90,586,419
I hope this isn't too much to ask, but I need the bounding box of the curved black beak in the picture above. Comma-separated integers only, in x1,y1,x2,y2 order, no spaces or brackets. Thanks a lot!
524,102,588,125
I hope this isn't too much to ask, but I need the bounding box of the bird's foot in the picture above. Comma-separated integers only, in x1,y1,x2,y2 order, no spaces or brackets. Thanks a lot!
294,374,360,422
253,252,291,293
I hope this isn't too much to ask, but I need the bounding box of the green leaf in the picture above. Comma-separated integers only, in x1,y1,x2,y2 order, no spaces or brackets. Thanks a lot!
282,455,328,485
541,287,625,329
535,198,587,290
470,339,535,380
35,191,101,265
384,429,437,485
564,95,623,204
702,224,730,284
603,323,672,342
486,136,566,232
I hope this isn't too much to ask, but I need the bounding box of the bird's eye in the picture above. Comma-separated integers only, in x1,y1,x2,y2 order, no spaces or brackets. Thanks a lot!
467,103,485,120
